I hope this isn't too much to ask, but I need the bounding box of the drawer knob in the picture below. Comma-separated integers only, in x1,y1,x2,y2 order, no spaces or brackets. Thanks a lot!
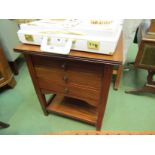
64,88,69,94
63,76,68,82
61,63,67,70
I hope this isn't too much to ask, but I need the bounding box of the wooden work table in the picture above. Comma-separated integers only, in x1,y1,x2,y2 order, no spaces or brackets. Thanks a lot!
14,33,123,130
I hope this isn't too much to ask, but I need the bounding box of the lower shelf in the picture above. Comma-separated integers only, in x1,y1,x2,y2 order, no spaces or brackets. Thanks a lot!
46,94,98,125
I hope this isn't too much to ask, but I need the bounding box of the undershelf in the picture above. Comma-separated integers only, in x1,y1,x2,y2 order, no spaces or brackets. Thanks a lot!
46,94,98,125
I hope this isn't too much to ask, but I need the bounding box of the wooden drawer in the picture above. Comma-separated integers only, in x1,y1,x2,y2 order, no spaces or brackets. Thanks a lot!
32,56,65,69
66,84,100,106
66,61,103,90
32,55,66,85
35,67,65,84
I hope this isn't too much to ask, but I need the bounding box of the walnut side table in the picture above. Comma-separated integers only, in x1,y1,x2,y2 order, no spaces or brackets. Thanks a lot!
14,34,123,130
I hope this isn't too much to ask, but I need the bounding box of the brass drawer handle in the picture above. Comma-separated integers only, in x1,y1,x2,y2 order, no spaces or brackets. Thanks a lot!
64,88,69,94
63,76,68,82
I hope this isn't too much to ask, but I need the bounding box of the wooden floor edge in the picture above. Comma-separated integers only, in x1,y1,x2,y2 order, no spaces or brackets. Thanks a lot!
48,130,155,135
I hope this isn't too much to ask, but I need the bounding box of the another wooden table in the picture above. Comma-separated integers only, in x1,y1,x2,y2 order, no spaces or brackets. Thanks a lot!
125,20,155,94
0,48,16,88
0,47,16,129
14,34,123,130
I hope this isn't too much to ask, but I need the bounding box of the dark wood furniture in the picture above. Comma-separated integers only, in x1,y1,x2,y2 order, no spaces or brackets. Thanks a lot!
126,20,155,94
0,121,10,129
0,48,16,89
9,60,19,75
0,47,16,129
14,33,123,130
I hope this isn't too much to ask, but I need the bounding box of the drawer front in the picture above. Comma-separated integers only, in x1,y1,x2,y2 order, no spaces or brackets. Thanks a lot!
35,67,65,85
32,56,66,69
32,56,66,85
66,70,101,90
66,84,100,106
67,61,102,90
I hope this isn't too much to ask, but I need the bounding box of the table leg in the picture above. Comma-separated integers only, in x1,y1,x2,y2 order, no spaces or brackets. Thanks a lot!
113,64,123,90
8,77,16,88
96,65,113,130
125,70,155,94
24,54,48,115
9,61,19,75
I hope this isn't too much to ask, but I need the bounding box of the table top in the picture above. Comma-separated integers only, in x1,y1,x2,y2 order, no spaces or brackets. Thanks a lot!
14,33,123,65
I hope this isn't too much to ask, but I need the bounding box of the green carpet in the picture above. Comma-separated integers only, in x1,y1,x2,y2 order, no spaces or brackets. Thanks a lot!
0,43,155,135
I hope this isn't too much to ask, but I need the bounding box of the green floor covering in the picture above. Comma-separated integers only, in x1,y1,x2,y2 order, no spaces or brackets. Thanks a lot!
0,43,155,135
